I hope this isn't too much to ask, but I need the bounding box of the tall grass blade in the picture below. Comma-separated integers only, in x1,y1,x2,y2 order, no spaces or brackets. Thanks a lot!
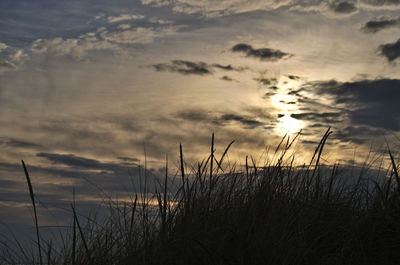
180,143,186,201
21,160,43,265
71,203,91,264
210,132,214,181
72,189,76,265
218,140,235,170
387,144,400,190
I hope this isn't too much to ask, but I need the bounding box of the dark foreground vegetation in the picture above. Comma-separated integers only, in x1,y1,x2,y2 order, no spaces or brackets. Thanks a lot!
2,129,400,265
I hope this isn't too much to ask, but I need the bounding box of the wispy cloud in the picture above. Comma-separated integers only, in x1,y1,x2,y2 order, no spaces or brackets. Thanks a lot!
0,61,16,70
31,34,120,59
140,0,292,17
106,14,145,23
0,43,25,71
30,23,181,59
99,25,181,44
0,138,40,148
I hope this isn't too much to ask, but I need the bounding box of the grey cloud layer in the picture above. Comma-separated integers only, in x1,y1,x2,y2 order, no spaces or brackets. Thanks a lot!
141,0,399,17
310,79,400,131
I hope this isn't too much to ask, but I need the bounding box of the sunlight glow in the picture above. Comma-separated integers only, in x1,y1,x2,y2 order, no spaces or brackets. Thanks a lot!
277,115,302,134
271,79,303,135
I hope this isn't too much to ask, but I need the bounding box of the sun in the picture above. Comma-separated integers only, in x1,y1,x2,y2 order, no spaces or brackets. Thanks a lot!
277,115,302,135
270,79,303,135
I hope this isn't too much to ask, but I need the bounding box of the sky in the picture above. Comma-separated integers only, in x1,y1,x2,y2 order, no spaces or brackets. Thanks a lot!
1,0,400,238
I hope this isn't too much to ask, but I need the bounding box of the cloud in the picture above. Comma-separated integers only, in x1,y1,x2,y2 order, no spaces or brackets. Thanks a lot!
37,153,104,168
329,1,357,13
175,109,265,129
287,75,301,80
0,43,8,51
0,44,25,71
140,0,292,17
141,0,400,18
378,38,400,62
106,14,145,23
31,24,181,59
118,24,132,30
212,64,247,71
31,35,120,59
220,113,264,128
151,60,246,75
310,78,400,131
0,138,40,148
117,156,140,163
254,77,278,86
100,25,181,44
220,75,236,82
362,0,400,6
152,60,212,75
361,17,400,33
232,43,292,61
333,125,385,144
290,112,343,123
0,61,16,70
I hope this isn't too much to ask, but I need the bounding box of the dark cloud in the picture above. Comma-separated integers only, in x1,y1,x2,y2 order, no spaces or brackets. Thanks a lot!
333,125,385,144
264,92,276,97
301,140,320,145
220,113,264,128
176,109,265,129
288,88,305,96
220,75,235,82
287,75,301,80
362,17,400,33
37,153,103,168
152,60,212,75
0,138,40,148
31,153,160,192
311,78,400,131
254,77,277,86
151,60,246,76
280,100,296,105
212,64,247,71
378,38,400,62
175,109,210,122
117,156,140,162
330,2,357,13
231,43,292,61
291,112,343,123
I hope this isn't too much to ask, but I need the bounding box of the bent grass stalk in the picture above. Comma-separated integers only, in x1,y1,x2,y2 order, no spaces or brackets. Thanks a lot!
22,160,43,265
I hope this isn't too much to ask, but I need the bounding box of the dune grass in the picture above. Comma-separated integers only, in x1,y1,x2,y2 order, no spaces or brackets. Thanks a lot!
2,129,400,265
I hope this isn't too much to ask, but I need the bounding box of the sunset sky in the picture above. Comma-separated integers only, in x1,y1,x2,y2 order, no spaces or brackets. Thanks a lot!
1,0,400,231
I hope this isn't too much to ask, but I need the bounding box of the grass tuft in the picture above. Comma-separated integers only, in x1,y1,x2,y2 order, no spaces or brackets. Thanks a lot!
3,133,400,264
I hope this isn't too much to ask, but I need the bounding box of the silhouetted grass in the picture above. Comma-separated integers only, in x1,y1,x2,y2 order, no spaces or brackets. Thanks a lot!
2,129,400,265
